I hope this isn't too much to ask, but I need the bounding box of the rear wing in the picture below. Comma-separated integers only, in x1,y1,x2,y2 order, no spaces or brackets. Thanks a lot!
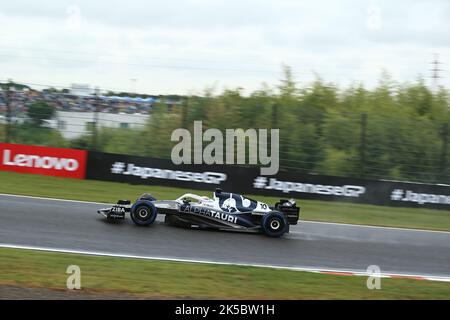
275,199,300,225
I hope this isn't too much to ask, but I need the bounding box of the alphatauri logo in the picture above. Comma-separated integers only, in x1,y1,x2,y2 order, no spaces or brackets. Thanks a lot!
0,143,87,179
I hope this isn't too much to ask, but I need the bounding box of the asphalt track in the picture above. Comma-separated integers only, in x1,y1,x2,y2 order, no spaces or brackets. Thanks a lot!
0,194,449,278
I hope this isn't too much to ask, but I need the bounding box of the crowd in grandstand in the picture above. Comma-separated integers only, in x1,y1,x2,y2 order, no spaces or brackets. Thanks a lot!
0,85,162,117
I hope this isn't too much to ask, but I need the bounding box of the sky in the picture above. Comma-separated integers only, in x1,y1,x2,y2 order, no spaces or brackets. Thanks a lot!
0,0,449,95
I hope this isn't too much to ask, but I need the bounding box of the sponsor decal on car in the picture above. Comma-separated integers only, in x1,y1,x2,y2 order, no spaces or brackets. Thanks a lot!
111,206,127,213
0,143,87,179
179,204,238,224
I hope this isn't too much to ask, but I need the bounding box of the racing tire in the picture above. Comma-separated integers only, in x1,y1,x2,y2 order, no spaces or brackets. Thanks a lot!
261,212,287,237
130,201,157,226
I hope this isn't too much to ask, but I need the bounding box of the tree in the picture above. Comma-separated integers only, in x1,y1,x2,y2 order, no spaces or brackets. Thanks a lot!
27,101,55,126
6,67,450,184
278,65,297,98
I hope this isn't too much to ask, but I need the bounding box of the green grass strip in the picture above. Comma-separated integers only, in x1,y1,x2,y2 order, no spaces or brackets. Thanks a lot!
1,247,449,299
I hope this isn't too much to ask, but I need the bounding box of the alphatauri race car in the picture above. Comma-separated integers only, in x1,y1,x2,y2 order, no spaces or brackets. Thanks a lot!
98,189,300,237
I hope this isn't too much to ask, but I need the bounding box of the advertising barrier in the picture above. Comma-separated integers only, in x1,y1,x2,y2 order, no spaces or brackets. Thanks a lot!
86,151,450,210
0,143,87,179
0,144,448,210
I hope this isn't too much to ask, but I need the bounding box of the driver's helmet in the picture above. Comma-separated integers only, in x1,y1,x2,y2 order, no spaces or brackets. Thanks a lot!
138,193,156,201
198,196,214,207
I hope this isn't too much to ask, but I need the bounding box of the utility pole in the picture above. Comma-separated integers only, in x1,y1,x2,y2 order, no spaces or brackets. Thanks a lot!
430,53,443,91
359,113,367,178
271,103,278,129
441,123,449,182
92,87,99,150
181,97,188,129
130,78,137,94
5,83,15,143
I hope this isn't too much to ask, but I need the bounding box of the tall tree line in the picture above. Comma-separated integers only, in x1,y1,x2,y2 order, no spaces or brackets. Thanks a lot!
3,68,449,184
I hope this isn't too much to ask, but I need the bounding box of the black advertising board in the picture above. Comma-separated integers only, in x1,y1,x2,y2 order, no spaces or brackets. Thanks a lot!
86,151,450,210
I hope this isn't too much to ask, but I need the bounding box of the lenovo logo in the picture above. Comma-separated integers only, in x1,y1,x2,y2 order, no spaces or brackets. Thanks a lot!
2,149,79,171
0,143,87,179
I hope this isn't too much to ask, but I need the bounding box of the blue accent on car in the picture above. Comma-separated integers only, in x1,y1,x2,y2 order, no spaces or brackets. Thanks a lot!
215,191,258,213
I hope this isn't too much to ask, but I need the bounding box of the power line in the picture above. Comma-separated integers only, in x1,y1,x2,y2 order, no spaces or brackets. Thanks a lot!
0,48,446,86
0,45,431,70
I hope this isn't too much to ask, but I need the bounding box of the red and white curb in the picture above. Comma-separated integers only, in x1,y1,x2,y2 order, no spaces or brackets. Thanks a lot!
1,243,449,283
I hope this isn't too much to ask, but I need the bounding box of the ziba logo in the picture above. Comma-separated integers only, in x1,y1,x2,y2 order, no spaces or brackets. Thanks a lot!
111,206,126,213
0,143,87,179
2,149,79,171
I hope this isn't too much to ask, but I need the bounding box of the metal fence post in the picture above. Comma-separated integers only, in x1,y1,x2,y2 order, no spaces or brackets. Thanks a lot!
181,97,188,129
441,123,449,182
271,103,278,130
359,113,367,178
5,84,15,143
92,87,99,150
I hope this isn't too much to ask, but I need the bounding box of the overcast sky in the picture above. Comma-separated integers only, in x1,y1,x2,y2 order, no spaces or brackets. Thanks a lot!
0,0,449,95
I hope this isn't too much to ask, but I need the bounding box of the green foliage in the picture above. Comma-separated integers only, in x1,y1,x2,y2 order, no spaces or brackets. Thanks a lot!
0,124,4,142
316,147,358,177
98,127,146,156
140,103,183,158
69,135,92,150
10,124,66,147
26,101,55,126
0,81,30,91
5,70,449,184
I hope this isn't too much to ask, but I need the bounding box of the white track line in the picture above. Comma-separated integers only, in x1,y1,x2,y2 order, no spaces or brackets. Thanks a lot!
1,243,449,282
1,192,449,234
301,220,450,234
0,193,108,205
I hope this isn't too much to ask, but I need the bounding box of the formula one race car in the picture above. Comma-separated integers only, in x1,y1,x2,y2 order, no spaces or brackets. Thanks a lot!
98,188,300,237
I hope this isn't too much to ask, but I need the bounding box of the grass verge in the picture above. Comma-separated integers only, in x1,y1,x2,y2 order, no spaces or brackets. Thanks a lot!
0,171,449,231
0,247,449,299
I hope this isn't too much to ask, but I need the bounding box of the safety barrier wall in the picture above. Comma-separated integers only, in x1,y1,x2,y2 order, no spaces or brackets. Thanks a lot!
1,143,449,210
86,150,450,210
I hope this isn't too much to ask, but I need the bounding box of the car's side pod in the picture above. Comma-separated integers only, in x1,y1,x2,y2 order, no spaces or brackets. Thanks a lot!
275,199,300,225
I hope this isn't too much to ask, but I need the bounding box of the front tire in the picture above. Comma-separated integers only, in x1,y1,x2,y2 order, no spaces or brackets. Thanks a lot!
261,212,287,237
130,201,157,226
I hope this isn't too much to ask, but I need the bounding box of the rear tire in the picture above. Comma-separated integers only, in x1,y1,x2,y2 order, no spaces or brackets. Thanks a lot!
130,201,157,226
261,212,287,237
